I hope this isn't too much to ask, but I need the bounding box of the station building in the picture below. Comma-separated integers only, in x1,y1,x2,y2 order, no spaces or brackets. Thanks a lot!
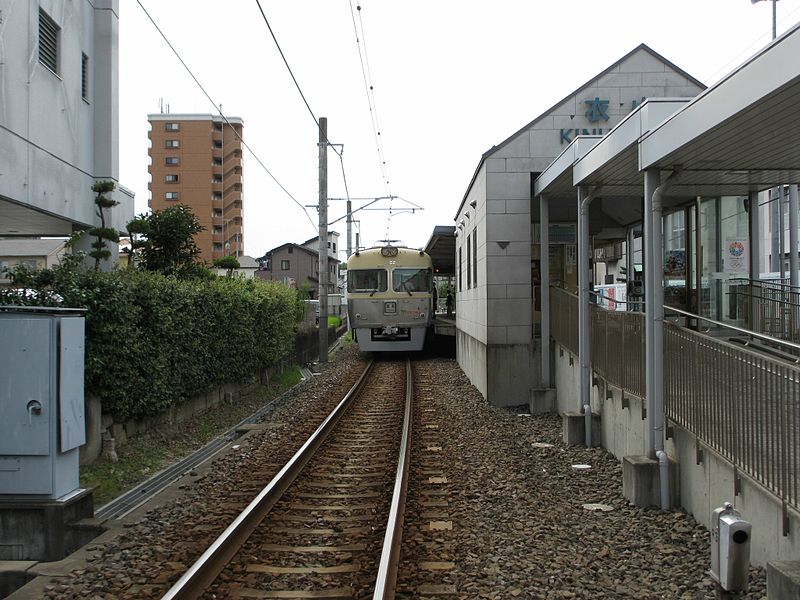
451,27,800,575
454,45,704,406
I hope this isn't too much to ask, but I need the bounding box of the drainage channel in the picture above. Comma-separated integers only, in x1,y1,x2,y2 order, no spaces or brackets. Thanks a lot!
95,366,314,521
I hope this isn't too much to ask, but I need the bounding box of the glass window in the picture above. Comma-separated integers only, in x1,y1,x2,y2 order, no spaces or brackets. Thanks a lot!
165,174,178,183
165,192,179,200
165,157,179,165
165,123,180,131
348,269,388,293
458,247,462,291
473,227,478,286
166,140,179,148
392,268,431,293
281,260,290,270
467,235,472,289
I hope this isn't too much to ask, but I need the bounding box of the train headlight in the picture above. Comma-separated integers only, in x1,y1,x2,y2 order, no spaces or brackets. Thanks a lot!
419,312,426,319
380,246,398,257
355,313,362,320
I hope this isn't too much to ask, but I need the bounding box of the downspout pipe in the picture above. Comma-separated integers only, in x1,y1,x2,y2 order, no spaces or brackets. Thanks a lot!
646,168,678,510
578,186,600,447
540,194,551,389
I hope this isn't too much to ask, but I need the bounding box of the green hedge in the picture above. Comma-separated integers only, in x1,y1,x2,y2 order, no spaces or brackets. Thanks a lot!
1,265,302,420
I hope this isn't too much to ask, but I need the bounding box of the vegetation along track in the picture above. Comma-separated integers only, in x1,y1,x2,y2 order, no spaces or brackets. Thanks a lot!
161,357,413,600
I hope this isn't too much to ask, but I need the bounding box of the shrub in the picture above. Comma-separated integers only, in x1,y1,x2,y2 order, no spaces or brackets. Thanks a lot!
0,262,302,420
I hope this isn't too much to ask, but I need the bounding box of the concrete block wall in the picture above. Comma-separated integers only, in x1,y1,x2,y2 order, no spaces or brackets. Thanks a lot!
554,343,580,415
456,329,487,400
595,384,647,460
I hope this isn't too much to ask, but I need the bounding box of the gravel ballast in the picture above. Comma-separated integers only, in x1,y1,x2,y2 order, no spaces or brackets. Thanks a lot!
397,357,766,599
15,349,767,599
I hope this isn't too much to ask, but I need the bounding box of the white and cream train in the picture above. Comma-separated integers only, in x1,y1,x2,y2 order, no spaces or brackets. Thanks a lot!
346,245,433,352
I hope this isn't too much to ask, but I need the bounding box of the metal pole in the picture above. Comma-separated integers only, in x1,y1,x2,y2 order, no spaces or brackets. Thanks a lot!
789,186,799,287
347,199,353,258
540,194,551,388
772,0,777,40
578,187,592,446
696,198,703,319
644,169,660,459
626,226,635,310
772,188,782,273
318,117,329,363
749,191,762,331
780,188,786,281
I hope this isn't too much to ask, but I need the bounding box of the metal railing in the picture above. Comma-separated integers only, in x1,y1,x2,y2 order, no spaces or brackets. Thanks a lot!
550,286,578,355
664,317,800,521
590,305,646,399
549,286,800,519
728,278,800,346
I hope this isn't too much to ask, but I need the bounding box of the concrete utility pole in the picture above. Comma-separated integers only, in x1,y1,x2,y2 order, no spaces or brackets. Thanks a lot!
347,199,353,258
318,117,329,363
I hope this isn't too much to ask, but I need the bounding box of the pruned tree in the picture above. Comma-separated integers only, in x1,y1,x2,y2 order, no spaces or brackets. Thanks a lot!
213,255,240,277
89,181,119,270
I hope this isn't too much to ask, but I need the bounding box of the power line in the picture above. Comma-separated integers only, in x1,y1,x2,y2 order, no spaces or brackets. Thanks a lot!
135,0,317,232
347,1,397,239
348,1,391,194
252,0,344,159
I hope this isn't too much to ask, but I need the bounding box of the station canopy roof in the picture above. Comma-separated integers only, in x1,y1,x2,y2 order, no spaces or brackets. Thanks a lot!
424,225,455,275
534,22,800,225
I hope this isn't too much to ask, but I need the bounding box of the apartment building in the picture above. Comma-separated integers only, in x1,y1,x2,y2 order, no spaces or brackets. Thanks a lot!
148,114,244,262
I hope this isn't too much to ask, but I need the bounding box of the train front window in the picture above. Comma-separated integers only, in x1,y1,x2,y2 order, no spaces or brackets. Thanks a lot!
392,268,431,293
348,269,388,293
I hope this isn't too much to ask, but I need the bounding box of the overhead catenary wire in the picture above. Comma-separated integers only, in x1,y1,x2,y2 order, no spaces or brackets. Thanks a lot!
134,0,317,232
347,1,398,239
252,0,357,239
348,1,391,194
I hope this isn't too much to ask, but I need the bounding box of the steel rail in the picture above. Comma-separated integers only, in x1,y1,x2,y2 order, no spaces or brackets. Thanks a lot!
160,359,375,600
372,358,413,599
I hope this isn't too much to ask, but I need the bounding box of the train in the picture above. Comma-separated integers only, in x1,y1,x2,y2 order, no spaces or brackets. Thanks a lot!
346,244,434,351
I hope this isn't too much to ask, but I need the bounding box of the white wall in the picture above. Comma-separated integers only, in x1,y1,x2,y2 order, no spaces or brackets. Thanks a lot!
0,0,128,233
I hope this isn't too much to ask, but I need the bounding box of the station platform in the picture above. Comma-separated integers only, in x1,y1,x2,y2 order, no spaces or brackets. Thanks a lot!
433,315,456,337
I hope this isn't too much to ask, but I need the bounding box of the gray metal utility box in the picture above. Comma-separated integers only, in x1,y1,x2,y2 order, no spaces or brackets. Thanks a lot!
0,309,86,500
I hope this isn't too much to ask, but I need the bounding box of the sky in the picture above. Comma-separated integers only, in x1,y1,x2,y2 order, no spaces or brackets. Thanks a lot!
119,0,800,262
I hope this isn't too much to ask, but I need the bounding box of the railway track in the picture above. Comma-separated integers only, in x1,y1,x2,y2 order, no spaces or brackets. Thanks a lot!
161,358,413,600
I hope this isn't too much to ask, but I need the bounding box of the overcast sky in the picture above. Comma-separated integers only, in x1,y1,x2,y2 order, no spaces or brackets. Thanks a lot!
119,0,800,261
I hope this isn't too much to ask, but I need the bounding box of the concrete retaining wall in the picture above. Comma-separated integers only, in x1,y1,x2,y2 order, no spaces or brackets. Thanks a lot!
553,342,800,567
